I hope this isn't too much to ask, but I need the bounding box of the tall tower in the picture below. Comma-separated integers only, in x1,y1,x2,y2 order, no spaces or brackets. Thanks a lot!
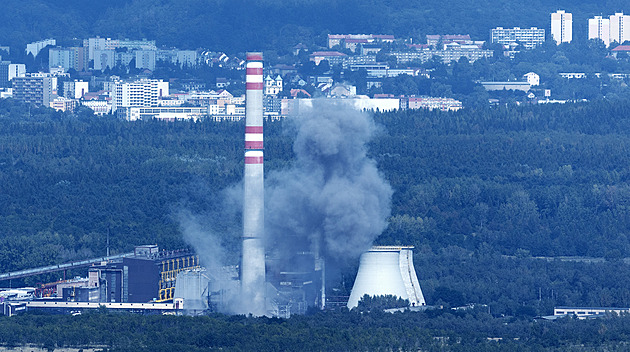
241,52,266,315
551,10,572,45
610,13,630,46
589,16,611,47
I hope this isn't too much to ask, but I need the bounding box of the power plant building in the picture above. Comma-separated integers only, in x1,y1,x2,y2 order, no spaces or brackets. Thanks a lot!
347,246,425,309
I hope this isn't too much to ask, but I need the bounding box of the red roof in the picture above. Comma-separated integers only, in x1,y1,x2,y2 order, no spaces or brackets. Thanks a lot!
612,45,630,52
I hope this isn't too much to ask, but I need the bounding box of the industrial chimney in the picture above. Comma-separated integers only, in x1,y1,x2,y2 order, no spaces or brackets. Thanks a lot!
241,52,266,315
347,246,425,309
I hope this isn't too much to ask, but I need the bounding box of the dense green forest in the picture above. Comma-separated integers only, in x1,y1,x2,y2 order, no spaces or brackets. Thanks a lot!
3,97,630,317
2,0,630,53
3,308,630,351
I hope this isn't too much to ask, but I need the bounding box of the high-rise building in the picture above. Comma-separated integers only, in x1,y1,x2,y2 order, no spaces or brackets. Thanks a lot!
589,16,611,47
111,79,168,119
610,12,630,45
0,61,10,88
12,76,54,106
25,39,56,57
48,47,88,72
63,80,89,99
135,50,156,71
551,10,572,44
491,27,545,49
8,64,26,82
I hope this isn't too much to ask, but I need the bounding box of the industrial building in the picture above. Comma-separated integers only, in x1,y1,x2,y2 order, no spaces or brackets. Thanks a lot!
347,246,425,310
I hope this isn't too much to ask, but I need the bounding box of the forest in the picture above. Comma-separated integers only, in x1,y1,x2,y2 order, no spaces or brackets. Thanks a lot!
3,96,630,347
2,0,630,53
2,308,630,351
2,96,630,313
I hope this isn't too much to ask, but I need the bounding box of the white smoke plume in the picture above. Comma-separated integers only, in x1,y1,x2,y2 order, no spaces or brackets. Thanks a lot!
175,184,244,314
266,100,393,263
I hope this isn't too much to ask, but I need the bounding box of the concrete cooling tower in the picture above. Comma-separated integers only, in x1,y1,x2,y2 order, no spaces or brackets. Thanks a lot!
347,246,425,309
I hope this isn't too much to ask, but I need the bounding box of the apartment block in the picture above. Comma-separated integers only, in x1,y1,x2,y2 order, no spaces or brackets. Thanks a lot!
491,27,545,49
12,76,54,106
589,16,611,47
551,10,572,44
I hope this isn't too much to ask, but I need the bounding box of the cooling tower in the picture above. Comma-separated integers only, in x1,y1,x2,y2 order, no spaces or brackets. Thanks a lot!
241,52,266,315
347,246,425,309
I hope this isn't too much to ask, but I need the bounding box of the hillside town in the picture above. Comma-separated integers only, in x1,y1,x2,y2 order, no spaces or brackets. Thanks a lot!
1,9,630,121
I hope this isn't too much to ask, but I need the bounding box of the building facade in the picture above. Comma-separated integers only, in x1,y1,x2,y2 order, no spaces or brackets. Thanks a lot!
12,76,54,106
551,10,572,44
26,39,56,57
112,79,169,119
589,16,611,47
491,27,546,49
610,12,630,45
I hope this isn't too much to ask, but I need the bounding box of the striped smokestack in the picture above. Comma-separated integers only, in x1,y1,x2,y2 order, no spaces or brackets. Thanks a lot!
241,52,266,315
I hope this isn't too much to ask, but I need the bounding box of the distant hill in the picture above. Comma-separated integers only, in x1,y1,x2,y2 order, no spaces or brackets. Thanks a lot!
2,0,630,53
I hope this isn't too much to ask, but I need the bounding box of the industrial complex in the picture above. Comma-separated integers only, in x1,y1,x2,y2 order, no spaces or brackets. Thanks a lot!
0,53,425,317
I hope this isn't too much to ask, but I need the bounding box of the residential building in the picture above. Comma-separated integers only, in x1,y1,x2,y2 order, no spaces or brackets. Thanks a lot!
390,51,427,64
309,51,348,66
559,72,587,79
589,16,611,47
407,96,463,111
481,81,531,92
342,55,377,69
0,62,9,88
610,12,630,45
135,50,156,71
26,39,56,57
81,91,112,115
327,34,394,49
491,27,545,49
612,45,630,58
126,107,207,121
156,49,198,67
551,10,572,44
264,96,282,115
430,43,493,63
49,47,88,71
112,79,169,119
84,37,108,61
93,50,116,71
554,307,630,320
12,76,54,106
426,34,472,47
391,44,492,65
50,96,77,112
8,64,26,81
63,80,89,99
523,72,540,86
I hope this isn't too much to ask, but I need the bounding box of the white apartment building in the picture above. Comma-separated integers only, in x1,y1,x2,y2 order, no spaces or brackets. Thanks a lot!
63,80,89,99
589,16,611,47
112,79,169,119
491,27,545,50
135,50,156,71
84,37,157,61
551,10,572,44
26,39,56,57
8,64,25,81
610,12,630,45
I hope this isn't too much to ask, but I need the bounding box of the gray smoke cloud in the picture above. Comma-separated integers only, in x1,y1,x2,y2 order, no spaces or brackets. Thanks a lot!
175,184,244,314
266,100,393,262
